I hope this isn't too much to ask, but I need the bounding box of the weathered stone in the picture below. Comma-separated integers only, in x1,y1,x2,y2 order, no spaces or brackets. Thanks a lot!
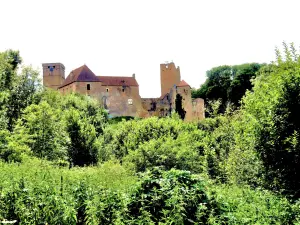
43,62,204,121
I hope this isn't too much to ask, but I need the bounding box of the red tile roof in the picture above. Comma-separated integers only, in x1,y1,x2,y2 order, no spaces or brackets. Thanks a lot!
97,76,138,86
177,80,190,87
60,65,100,88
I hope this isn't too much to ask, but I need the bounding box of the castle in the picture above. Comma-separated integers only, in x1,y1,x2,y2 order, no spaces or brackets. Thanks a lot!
42,62,204,121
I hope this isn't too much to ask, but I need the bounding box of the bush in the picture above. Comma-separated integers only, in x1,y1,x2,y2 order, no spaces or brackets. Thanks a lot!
210,184,300,224
124,168,217,224
123,131,205,173
99,115,198,161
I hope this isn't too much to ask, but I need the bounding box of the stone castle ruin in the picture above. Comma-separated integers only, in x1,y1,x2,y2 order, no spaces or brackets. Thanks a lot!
42,62,204,121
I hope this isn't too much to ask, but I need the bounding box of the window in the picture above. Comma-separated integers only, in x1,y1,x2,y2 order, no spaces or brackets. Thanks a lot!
128,99,133,105
87,84,90,90
122,88,125,92
106,88,109,92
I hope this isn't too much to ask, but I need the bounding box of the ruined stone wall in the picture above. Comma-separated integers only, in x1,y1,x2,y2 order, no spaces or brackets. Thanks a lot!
141,98,159,117
142,93,172,118
171,86,191,121
192,98,205,121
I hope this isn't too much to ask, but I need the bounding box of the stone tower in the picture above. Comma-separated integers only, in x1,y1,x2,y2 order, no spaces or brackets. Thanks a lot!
160,62,181,96
42,63,65,90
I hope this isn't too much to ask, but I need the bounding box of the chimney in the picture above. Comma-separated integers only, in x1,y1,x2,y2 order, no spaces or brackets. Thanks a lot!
132,73,135,79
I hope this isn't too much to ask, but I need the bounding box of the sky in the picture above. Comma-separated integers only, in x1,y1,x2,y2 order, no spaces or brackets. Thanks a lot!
1,0,300,97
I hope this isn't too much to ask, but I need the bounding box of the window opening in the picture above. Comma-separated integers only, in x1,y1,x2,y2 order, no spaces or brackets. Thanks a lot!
87,84,90,90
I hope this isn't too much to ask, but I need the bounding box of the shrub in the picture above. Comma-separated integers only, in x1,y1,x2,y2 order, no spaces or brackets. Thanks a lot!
124,168,216,224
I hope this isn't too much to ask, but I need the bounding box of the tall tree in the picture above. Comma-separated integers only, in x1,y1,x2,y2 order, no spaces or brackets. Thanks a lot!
6,66,41,131
0,49,22,92
240,42,300,196
15,101,69,161
192,63,265,114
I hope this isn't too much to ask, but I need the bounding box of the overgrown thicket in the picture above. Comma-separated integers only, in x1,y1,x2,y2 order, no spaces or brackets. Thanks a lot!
1,159,298,224
2,43,300,224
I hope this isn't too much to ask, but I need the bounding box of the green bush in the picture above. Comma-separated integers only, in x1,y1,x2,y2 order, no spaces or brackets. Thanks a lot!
210,184,300,224
123,132,205,173
0,158,136,224
124,168,217,224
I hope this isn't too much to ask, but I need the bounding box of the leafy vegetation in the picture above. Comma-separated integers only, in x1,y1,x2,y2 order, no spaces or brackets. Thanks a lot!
192,62,265,114
2,43,300,224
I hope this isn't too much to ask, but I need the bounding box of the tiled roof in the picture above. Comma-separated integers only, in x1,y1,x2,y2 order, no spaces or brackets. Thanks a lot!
60,65,100,88
97,76,139,86
177,80,190,87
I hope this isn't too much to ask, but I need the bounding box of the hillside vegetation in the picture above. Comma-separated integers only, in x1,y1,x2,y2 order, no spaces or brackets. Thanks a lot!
1,43,300,224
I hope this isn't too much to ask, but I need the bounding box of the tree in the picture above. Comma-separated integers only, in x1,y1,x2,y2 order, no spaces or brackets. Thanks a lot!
240,42,300,196
0,50,22,92
16,101,69,161
6,66,41,131
65,109,98,166
192,63,265,114
228,63,265,106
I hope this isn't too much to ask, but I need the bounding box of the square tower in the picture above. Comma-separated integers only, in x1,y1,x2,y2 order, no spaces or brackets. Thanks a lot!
160,62,181,96
42,63,65,90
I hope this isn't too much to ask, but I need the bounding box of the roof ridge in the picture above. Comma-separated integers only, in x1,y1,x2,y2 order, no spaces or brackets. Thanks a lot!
177,79,190,87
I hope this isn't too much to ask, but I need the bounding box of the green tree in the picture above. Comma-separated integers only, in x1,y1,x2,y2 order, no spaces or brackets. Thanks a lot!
65,109,98,166
228,63,265,106
238,42,300,196
192,63,265,114
16,101,69,161
6,66,41,131
0,49,22,92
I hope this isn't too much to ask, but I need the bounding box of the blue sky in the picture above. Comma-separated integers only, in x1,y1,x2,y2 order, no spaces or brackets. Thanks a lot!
1,0,300,97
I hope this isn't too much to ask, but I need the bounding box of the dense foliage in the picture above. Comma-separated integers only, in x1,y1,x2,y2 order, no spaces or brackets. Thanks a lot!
192,63,265,114
1,160,299,224
2,43,300,224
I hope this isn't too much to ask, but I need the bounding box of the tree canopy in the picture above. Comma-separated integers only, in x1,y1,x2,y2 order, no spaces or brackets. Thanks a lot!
192,63,265,114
